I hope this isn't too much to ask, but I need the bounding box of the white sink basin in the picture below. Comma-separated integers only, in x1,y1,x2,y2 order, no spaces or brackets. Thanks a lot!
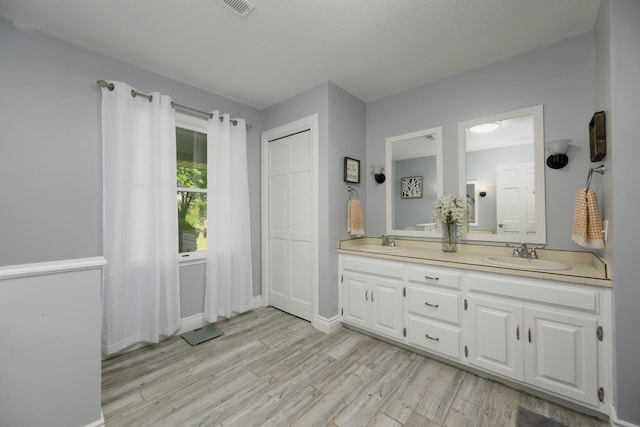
357,245,407,254
483,256,571,271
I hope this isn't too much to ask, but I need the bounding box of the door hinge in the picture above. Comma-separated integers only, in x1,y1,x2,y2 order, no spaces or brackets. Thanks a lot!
403,327,407,337
598,387,605,402
464,299,468,311
403,287,406,297
464,345,468,357
597,326,604,341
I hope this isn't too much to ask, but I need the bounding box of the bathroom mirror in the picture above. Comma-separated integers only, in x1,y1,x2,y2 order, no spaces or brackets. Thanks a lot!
386,127,443,237
458,105,546,244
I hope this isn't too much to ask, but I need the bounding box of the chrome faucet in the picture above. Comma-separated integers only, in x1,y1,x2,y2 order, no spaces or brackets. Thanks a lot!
510,242,543,259
380,234,396,247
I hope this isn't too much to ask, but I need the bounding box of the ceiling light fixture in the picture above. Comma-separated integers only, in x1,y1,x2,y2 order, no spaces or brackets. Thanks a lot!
469,122,501,134
217,0,255,18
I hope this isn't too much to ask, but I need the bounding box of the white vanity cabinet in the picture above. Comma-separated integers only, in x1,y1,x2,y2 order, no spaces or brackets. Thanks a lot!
340,255,404,341
463,272,605,407
338,250,612,413
405,264,462,360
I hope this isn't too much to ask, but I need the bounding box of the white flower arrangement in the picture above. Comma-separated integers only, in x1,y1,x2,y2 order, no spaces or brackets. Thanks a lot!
433,195,469,234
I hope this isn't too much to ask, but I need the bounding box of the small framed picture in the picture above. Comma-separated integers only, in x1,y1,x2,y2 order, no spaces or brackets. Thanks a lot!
344,157,360,183
401,176,423,199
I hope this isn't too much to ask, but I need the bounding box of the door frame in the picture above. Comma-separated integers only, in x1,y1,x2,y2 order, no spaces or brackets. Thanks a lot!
261,114,319,322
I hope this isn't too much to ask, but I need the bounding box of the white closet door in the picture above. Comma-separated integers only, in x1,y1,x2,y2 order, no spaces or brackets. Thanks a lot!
267,130,312,320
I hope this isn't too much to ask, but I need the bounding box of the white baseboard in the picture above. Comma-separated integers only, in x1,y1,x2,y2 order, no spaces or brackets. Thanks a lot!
610,407,640,427
179,295,264,334
312,314,342,334
84,411,105,427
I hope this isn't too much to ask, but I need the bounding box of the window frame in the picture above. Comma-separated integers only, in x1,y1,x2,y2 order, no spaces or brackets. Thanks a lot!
176,112,208,265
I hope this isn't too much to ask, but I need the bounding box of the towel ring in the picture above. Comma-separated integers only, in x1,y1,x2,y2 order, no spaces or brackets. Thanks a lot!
347,186,359,200
586,165,605,190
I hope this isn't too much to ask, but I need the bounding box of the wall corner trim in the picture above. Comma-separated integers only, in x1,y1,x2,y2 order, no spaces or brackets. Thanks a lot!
312,314,342,334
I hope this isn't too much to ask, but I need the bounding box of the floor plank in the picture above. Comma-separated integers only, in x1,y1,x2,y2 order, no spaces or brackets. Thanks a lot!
102,307,608,427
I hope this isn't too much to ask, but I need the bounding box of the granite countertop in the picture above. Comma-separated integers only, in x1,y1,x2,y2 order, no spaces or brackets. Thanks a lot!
338,238,611,288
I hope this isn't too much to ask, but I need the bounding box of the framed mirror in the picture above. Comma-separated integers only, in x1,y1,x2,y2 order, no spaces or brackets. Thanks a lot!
458,105,546,244
386,127,443,237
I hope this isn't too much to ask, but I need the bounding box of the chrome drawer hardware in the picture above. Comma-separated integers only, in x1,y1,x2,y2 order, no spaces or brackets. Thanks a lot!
424,275,439,281
597,326,603,341
598,387,605,402
425,334,440,342
528,328,532,343
424,301,439,309
464,345,468,357
516,325,520,340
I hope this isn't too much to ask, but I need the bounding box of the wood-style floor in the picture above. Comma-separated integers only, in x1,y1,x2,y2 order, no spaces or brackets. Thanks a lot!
102,307,607,427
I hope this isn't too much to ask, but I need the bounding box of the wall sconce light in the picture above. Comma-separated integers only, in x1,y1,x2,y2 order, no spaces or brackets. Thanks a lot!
546,139,571,169
371,165,385,183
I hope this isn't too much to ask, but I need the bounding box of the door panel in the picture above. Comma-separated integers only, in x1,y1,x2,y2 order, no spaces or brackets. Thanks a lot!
466,296,524,381
267,131,313,320
525,307,598,405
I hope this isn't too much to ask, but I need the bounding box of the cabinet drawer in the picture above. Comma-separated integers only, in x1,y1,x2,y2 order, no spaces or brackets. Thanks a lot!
342,256,403,279
467,272,599,312
407,265,461,289
406,284,460,325
407,315,461,359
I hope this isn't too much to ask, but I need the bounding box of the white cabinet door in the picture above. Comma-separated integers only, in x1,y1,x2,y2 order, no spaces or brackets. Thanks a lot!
369,277,404,340
342,272,368,329
341,270,403,341
525,307,599,405
465,295,525,381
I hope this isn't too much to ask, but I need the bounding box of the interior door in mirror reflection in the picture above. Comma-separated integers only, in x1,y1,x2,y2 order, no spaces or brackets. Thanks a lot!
496,162,536,235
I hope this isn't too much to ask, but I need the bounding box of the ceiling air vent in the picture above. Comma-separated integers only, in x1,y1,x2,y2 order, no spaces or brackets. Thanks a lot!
218,0,255,18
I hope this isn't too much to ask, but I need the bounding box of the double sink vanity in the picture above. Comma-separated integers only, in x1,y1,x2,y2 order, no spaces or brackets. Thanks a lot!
337,238,612,416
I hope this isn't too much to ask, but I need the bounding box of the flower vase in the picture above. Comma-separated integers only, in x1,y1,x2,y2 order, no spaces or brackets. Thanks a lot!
442,221,458,252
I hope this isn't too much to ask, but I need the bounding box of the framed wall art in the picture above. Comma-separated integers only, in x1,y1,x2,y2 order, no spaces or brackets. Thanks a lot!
401,176,423,199
344,157,360,183
589,111,606,162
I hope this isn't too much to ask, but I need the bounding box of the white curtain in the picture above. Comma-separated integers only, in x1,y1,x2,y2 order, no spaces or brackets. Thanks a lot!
205,111,254,321
101,82,180,355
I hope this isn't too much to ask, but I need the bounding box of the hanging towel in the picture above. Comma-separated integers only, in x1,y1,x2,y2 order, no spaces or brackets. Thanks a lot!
347,199,365,237
571,188,604,249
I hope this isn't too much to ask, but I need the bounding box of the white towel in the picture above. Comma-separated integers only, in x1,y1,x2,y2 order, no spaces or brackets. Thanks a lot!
571,188,604,249
347,199,365,237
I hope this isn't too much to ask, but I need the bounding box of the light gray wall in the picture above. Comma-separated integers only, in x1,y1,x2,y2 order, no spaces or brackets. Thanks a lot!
262,82,366,319
0,18,264,304
366,33,598,251
328,82,367,317
605,0,640,424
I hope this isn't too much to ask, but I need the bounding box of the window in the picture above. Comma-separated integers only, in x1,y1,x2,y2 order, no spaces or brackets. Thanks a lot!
176,113,208,254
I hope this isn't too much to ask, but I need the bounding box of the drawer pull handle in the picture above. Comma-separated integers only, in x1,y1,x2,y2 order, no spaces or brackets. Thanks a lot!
424,275,439,281
516,325,520,340
365,290,369,301
424,301,440,309
371,292,374,302
528,328,532,343
425,334,440,342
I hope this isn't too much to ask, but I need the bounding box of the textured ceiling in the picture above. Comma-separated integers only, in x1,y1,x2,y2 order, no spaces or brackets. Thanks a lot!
0,0,600,109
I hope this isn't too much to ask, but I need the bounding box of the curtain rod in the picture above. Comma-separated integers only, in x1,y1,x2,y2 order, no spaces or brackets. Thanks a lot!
97,80,252,130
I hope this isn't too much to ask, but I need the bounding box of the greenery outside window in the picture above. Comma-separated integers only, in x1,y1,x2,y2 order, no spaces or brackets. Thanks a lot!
176,113,208,255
